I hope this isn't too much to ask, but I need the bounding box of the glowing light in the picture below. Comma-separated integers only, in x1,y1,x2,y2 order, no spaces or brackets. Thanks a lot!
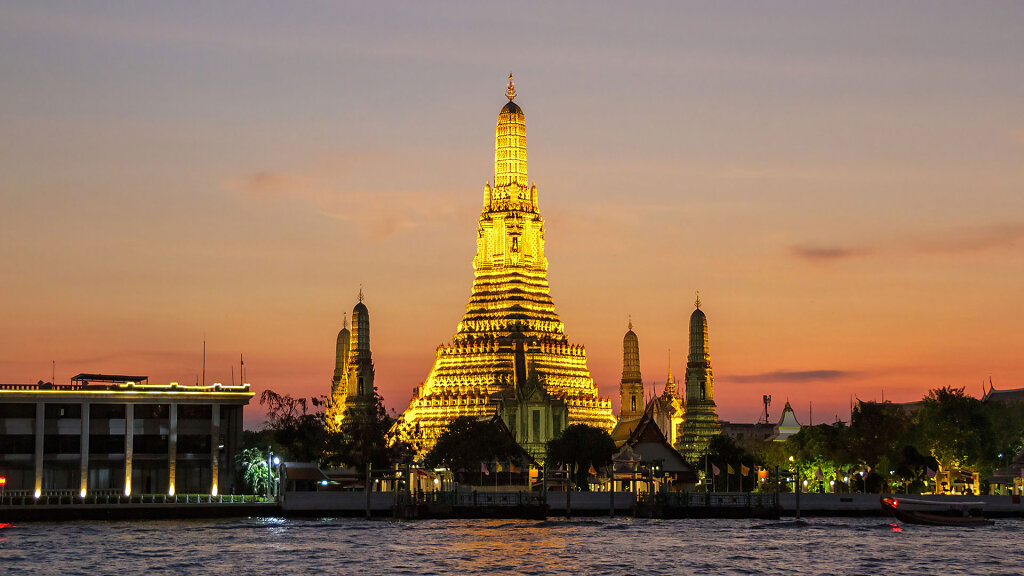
124,487,131,497
80,489,86,498
272,456,280,466
211,485,218,497
0,476,6,485
33,489,41,499
168,485,175,496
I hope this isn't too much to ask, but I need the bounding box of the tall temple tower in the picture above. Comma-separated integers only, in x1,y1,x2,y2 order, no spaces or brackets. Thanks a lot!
391,76,615,454
327,314,351,430
327,290,376,431
678,294,721,462
619,319,644,420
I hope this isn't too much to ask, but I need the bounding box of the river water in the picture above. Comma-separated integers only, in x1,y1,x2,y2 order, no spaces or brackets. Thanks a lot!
1,516,1020,575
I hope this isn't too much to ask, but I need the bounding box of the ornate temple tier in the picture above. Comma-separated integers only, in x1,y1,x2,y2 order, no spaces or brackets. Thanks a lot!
392,77,615,454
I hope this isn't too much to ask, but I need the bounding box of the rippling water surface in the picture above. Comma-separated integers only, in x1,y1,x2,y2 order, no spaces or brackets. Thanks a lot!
2,516,1021,575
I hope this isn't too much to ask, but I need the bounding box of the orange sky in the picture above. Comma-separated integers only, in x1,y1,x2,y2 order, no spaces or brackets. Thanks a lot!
2,3,1022,429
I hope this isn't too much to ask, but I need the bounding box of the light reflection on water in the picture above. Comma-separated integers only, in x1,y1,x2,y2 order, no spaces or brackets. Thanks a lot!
0,516,1018,575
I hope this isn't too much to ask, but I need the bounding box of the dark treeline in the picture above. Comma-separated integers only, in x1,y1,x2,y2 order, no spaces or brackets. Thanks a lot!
717,386,1024,493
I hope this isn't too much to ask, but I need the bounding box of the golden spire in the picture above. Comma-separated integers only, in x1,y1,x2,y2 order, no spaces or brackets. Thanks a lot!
695,291,701,309
628,314,633,331
667,349,673,383
494,75,527,191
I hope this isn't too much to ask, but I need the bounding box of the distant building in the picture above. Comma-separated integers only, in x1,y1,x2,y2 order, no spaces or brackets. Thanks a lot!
982,381,1024,404
326,289,376,431
774,401,802,442
720,421,778,451
0,374,251,497
610,324,683,449
618,321,644,422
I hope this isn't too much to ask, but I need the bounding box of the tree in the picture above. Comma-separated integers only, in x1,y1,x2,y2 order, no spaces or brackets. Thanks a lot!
423,417,521,482
848,401,911,470
260,390,328,463
782,423,855,493
545,424,616,491
915,386,993,473
332,389,408,473
234,446,270,495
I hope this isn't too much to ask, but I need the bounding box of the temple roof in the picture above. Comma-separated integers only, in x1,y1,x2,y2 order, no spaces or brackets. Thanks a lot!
500,101,523,115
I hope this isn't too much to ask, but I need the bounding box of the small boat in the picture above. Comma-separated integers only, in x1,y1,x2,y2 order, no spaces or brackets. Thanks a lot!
881,496,993,527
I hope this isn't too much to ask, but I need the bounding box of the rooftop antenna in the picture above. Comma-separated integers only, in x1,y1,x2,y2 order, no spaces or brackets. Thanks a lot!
761,394,772,424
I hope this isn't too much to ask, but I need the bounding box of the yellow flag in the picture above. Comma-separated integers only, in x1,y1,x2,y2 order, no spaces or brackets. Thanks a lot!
495,462,503,473
727,464,735,475
741,464,750,477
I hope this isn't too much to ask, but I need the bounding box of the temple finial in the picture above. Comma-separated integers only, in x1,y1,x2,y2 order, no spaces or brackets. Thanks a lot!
628,314,632,331
344,313,348,329
667,349,673,382
358,284,364,303
695,291,701,309
506,73,516,101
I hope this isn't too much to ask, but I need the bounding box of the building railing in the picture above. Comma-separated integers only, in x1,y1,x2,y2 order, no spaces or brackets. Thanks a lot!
0,490,272,506
653,491,778,509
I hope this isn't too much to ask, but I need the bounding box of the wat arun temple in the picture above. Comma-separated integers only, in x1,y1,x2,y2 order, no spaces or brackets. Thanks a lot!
388,76,617,454
331,76,722,463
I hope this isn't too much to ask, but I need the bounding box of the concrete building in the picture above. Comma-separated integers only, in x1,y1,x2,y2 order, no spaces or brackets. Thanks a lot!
0,374,251,497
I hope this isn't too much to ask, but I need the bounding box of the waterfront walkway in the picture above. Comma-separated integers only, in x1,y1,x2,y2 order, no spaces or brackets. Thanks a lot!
6,490,1024,521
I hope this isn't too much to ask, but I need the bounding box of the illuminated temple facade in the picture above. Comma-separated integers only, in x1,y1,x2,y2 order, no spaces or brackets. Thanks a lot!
392,77,615,454
327,290,375,431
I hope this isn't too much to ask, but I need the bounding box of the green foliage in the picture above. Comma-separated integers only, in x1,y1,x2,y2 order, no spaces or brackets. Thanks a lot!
848,401,911,469
792,424,852,491
423,417,522,480
331,389,409,473
260,389,329,463
751,387,1024,493
234,446,270,495
545,424,616,491
914,386,993,473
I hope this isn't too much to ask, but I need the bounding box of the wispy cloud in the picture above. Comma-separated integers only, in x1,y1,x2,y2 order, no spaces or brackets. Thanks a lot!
791,245,872,262
792,222,1024,263
913,222,1024,255
224,153,469,241
728,369,861,384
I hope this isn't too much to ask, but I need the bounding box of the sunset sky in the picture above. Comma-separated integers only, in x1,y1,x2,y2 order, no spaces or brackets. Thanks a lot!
2,2,1022,429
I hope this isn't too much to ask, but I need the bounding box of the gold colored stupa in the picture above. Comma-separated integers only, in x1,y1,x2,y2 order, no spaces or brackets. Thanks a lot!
392,76,615,454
